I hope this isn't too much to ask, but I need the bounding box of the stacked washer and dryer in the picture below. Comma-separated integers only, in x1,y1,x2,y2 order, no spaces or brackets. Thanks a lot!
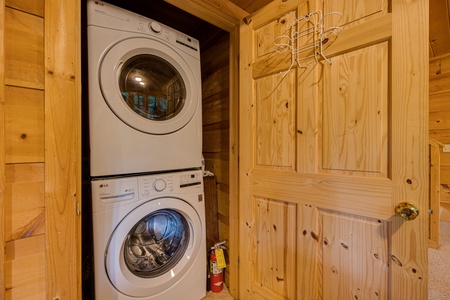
87,1,206,299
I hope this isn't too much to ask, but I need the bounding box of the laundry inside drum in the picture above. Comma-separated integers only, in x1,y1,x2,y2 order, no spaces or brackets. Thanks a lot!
123,209,189,277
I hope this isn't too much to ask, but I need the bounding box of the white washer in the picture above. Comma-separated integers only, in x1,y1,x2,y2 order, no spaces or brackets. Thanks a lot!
91,169,206,299
87,0,202,177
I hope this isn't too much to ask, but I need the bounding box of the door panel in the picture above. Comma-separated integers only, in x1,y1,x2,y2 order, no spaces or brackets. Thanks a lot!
322,212,389,300
239,0,428,299
321,42,389,176
253,197,297,299
255,72,296,169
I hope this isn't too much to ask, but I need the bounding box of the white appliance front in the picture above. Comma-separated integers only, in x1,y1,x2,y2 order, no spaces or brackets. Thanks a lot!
87,0,202,177
91,170,206,299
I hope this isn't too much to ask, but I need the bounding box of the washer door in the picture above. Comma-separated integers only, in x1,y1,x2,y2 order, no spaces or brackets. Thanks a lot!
106,197,202,297
99,37,199,134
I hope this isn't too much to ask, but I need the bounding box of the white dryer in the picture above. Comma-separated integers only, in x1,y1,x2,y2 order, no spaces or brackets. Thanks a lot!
87,0,202,177
91,169,206,299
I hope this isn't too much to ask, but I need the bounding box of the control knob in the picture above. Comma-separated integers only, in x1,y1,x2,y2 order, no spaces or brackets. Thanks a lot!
149,21,162,33
153,178,166,192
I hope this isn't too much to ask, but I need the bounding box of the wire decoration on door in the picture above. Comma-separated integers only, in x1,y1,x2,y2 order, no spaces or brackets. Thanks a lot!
274,10,342,78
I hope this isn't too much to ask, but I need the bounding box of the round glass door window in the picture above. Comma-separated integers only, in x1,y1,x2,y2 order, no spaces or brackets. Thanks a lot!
119,54,187,121
123,209,189,278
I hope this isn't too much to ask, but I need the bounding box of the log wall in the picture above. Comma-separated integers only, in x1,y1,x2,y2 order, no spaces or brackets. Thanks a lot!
1,0,81,298
3,1,46,298
201,32,232,283
430,53,450,221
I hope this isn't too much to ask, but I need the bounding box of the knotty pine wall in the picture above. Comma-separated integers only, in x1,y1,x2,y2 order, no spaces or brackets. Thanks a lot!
430,53,450,222
201,32,231,282
2,0,81,299
3,2,46,298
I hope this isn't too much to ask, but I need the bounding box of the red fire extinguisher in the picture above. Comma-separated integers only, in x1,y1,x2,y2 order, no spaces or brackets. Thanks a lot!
209,250,223,292
209,241,227,293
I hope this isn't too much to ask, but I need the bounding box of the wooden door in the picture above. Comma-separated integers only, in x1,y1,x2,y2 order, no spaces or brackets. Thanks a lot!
239,0,428,299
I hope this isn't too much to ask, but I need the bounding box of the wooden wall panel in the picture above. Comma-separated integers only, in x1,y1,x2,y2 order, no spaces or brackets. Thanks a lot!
203,124,230,153
0,0,5,297
4,164,45,241
321,43,388,176
429,53,450,142
4,86,44,163
201,30,231,286
429,0,450,58
4,235,45,300
429,139,441,248
3,2,46,299
430,52,450,220
4,7,44,89
5,0,44,17
203,152,229,185
430,91,450,112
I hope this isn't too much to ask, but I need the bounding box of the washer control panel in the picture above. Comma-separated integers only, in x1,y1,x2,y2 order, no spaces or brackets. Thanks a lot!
91,170,203,211
138,170,202,199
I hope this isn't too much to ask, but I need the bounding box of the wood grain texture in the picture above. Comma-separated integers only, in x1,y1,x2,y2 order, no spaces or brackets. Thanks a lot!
4,7,44,89
0,0,5,297
4,86,44,163
322,212,388,300
5,164,45,241
164,0,246,32
324,0,388,30
204,175,219,250
429,139,441,248
297,204,322,300
255,72,296,169
429,0,450,58
390,0,429,298
240,0,428,299
227,27,240,297
321,43,388,176
4,235,46,300
5,0,44,17
253,197,297,299
252,169,393,220
44,0,81,298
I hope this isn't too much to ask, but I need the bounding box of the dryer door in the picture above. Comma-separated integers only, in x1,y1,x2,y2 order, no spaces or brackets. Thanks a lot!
106,197,202,297
99,37,200,134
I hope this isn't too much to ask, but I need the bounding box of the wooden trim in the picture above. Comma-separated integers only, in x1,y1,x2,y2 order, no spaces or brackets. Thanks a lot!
429,140,441,249
390,0,429,298
164,0,247,32
0,0,5,297
228,26,240,298
165,1,243,297
44,0,81,298
238,15,253,299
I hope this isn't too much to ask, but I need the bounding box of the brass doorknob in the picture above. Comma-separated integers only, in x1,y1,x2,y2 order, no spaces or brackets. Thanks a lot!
395,202,419,220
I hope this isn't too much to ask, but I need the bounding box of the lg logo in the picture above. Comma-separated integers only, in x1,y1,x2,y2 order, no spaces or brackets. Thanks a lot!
99,183,109,188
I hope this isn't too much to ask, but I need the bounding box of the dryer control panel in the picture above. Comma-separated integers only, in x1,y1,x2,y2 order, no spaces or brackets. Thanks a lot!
87,0,200,58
